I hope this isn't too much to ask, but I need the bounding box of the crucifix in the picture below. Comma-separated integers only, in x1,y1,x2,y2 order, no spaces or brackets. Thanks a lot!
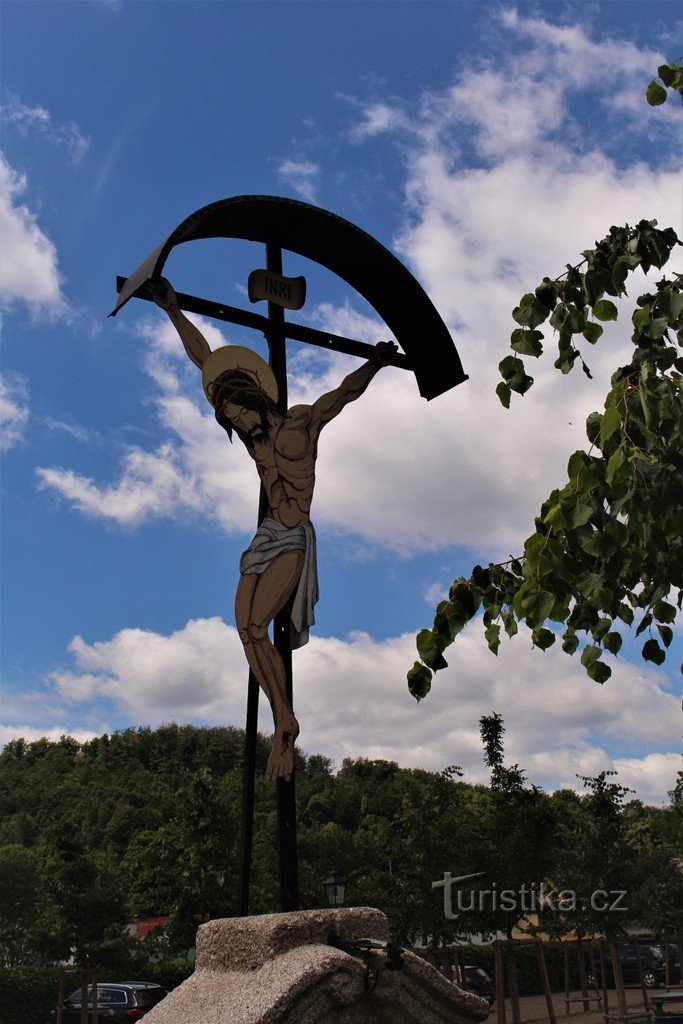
111,195,467,915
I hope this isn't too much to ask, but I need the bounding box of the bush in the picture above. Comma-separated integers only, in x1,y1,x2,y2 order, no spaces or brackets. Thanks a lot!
0,966,60,1024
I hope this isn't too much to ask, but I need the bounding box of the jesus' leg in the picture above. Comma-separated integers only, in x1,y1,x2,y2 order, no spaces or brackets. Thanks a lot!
235,549,305,781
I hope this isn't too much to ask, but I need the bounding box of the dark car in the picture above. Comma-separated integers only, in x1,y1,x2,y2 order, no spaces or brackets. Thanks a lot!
463,965,495,1006
49,982,168,1022
587,942,680,990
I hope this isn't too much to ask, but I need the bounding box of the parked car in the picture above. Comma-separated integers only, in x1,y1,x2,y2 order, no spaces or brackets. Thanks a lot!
462,965,495,1006
586,941,680,990
48,982,168,1022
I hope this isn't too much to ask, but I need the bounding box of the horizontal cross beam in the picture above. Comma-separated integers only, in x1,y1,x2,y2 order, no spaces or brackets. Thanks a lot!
116,277,414,371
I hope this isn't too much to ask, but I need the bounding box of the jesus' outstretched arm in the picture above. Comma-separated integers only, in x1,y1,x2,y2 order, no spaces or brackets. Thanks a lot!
148,277,211,370
309,340,398,432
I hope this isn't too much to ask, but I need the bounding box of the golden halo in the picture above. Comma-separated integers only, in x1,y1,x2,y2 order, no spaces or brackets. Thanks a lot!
202,346,278,405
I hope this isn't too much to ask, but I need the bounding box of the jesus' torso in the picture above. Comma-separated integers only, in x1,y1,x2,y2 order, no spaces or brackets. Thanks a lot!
248,405,318,529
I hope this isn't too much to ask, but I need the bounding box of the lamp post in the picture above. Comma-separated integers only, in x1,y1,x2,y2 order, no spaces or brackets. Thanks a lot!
324,870,346,908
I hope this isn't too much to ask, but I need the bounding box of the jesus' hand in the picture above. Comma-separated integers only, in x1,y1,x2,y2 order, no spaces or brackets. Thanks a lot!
372,340,399,366
148,277,178,311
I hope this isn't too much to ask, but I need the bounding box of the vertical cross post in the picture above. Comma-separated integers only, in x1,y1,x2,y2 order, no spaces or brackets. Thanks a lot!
265,243,300,912
237,487,268,917
237,244,300,917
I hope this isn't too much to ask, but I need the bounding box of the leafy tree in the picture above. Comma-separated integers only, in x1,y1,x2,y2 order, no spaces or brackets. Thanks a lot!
628,773,683,942
1,725,679,967
37,823,131,967
550,771,646,939
409,72,682,699
0,845,40,965
452,714,557,940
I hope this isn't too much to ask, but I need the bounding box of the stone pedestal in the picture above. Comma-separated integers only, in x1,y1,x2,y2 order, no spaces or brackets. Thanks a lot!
144,907,489,1023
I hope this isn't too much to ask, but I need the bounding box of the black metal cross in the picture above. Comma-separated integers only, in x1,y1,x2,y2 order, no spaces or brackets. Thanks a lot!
116,248,414,917
113,193,467,918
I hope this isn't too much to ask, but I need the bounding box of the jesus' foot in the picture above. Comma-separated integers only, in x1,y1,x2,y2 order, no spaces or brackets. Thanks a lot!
266,715,300,783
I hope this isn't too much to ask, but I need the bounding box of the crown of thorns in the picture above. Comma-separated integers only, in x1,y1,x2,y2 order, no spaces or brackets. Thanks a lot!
208,370,269,408
202,346,278,405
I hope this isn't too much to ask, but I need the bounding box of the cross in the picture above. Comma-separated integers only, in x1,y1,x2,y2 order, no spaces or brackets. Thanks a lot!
112,195,467,916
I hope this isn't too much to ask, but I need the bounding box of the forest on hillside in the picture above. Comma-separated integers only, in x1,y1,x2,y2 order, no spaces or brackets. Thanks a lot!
0,723,681,971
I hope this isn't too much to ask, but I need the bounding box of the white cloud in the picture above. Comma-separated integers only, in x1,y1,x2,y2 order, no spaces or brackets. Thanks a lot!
0,723,101,748
0,154,67,315
36,443,206,528
348,101,410,143
44,417,101,445
1,92,90,167
0,372,29,452
278,159,320,203
420,10,673,158
611,753,682,806
41,616,681,805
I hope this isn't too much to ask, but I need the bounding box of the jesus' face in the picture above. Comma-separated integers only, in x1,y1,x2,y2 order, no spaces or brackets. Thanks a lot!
222,400,268,444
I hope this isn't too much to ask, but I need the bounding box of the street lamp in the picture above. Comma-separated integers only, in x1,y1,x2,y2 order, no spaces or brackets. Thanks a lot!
324,870,346,907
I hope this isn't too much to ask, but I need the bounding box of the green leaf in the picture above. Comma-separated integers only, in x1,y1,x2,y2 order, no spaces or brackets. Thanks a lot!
593,617,612,642
646,80,668,105
535,279,559,309
499,355,523,381
567,304,586,333
543,503,567,529
617,602,634,626
485,622,501,655
653,600,676,624
562,632,579,655
512,294,549,329
585,412,601,445
636,613,653,637
658,64,675,87
501,610,518,638
587,660,612,683
449,580,479,618
524,588,557,626
585,268,608,305
582,322,603,345
603,632,623,655
640,316,669,340
657,624,673,649
642,638,666,665
531,627,556,650
407,661,432,701
416,629,448,672
568,451,601,494
600,403,622,446
499,353,535,395
660,287,683,321
593,298,619,321
441,600,469,641
496,381,511,408
581,645,602,669
510,328,544,357
571,502,593,528
606,446,626,484
524,533,547,569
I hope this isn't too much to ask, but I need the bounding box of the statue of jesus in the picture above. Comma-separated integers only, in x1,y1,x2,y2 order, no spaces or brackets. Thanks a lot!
151,278,397,782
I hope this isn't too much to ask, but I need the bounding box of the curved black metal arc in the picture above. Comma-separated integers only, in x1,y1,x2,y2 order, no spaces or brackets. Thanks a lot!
111,195,467,400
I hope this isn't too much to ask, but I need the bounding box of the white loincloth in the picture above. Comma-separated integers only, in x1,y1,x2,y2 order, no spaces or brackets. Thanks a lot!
239,516,319,649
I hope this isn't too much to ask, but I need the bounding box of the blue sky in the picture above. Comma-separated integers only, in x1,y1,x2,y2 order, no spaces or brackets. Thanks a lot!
1,0,680,804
